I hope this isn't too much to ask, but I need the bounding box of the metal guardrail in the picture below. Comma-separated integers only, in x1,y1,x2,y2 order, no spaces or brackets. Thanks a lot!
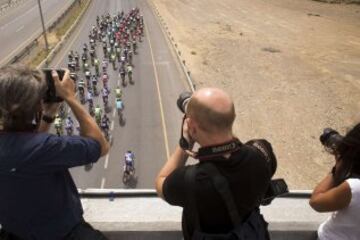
78,188,312,199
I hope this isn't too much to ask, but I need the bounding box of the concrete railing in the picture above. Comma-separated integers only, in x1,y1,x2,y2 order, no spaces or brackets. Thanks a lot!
78,190,326,240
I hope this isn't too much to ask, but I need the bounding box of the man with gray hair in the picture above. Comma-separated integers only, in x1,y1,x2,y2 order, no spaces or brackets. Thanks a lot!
0,65,109,239
156,88,275,240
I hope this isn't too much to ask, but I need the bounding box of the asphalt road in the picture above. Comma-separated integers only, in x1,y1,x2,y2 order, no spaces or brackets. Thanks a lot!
50,0,189,189
0,0,74,66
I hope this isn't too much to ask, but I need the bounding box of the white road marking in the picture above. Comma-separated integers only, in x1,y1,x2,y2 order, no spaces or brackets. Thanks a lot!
15,25,24,33
110,121,114,131
145,22,170,158
104,154,109,169
100,177,106,189
112,108,116,118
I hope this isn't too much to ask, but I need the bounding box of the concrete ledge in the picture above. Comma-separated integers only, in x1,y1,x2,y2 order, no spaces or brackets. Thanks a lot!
81,193,328,240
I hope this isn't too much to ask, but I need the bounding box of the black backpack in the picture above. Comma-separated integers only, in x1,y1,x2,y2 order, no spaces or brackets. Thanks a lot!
184,163,270,240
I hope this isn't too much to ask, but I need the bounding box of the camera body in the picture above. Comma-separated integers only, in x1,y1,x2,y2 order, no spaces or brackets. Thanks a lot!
42,69,65,103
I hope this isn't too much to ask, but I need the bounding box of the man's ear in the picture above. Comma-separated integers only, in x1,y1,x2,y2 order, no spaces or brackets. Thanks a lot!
187,117,197,136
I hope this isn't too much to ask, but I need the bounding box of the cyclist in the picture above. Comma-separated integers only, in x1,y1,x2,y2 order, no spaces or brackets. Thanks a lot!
128,50,133,65
54,115,63,136
68,50,74,62
65,116,74,136
110,53,116,69
78,79,86,103
83,43,88,53
119,65,126,84
116,97,124,119
115,86,122,100
94,105,102,125
87,91,93,107
102,87,110,107
83,62,90,73
91,75,98,94
124,150,135,174
102,41,107,56
74,51,80,69
132,39,137,53
94,57,100,75
102,59,108,72
100,114,110,140
127,64,133,83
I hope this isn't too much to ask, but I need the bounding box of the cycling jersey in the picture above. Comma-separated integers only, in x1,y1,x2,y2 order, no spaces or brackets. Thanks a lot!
87,92,93,101
115,89,122,98
65,119,73,129
79,81,85,88
101,121,109,130
54,118,62,128
95,108,102,118
102,88,109,97
116,100,123,110
125,152,134,168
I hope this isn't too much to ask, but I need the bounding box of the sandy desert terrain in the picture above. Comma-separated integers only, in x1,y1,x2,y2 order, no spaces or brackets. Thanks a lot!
150,0,360,189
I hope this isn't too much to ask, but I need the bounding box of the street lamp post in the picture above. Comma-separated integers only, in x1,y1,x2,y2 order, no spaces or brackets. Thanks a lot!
37,0,49,53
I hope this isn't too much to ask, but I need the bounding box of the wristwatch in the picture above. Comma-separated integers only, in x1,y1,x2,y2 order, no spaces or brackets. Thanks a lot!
42,115,55,123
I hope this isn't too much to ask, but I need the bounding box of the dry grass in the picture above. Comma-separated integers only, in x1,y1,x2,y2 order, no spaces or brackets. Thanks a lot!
28,49,48,68
55,0,89,39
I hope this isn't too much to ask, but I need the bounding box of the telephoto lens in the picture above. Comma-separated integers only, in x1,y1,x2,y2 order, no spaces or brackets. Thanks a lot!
320,128,343,154
177,91,192,113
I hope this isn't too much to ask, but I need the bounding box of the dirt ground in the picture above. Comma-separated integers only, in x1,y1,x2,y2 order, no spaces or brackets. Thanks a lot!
150,0,360,189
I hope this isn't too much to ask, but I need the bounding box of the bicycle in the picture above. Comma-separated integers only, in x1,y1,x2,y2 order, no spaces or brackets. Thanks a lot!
122,165,135,185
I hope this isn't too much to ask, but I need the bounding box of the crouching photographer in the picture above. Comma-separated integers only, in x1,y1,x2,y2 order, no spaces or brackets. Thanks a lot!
156,88,287,240
0,65,109,240
310,124,360,240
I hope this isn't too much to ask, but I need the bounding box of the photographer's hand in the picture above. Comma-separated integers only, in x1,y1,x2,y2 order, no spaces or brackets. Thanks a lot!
53,69,75,101
156,118,193,199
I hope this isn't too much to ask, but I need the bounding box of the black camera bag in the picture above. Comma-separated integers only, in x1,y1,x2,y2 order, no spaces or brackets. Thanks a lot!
185,163,270,240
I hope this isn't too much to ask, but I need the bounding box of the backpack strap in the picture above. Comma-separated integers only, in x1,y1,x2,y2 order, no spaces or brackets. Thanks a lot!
201,163,242,226
184,166,201,230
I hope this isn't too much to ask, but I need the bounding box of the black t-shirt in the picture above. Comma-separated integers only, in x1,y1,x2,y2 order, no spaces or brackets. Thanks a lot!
163,144,272,239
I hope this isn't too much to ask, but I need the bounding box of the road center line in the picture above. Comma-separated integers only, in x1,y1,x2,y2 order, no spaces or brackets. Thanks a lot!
15,25,24,33
104,154,109,169
100,177,106,189
144,22,170,159
110,121,114,131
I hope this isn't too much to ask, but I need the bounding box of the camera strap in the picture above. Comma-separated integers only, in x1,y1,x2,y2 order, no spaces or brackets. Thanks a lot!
197,139,242,160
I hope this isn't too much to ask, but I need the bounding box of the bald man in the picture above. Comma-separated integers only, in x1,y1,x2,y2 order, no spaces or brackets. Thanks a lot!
156,88,274,240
